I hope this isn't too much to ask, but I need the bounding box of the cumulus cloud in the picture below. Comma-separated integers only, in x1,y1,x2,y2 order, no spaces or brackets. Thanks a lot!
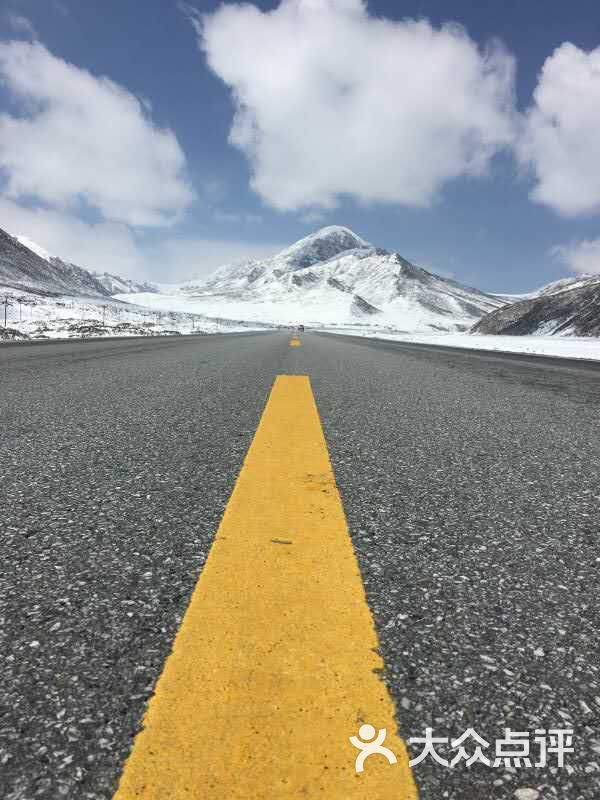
199,0,516,211
0,40,194,226
0,198,284,280
552,238,600,275
518,43,600,217
6,13,38,38
153,237,285,279
0,198,147,276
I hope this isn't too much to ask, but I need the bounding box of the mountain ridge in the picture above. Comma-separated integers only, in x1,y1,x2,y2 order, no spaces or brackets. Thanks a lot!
472,274,600,337
93,272,159,295
8,222,595,336
0,228,110,297
173,226,505,330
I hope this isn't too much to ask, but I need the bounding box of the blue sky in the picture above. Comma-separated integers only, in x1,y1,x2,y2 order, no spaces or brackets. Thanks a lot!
1,0,600,291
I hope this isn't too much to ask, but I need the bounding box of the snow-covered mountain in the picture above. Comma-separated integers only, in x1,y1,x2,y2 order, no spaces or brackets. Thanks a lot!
0,228,157,298
93,272,159,295
534,275,600,298
15,235,53,262
170,226,504,330
0,227,110,297
181,226,371,293
473,274,600,337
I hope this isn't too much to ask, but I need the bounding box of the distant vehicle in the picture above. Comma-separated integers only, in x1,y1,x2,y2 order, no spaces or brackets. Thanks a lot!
297,324,305,332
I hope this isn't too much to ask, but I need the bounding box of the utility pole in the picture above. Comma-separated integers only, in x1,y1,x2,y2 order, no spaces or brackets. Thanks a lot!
2,295,13,328
16,296,26,322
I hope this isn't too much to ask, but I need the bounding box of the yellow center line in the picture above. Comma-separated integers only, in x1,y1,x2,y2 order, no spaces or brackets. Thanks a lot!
113,375,418,799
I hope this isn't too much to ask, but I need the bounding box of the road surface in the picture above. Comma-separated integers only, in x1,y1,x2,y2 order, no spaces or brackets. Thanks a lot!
1,331,599,799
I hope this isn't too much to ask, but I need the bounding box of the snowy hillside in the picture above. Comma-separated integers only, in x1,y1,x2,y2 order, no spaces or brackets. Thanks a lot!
136,226,504,331
0,290,272,342
534,275,600,297
473,275,600,337
15,235,53,262
2,228,156,298
0,227,110,297
93,272,159,295
0,226,271,342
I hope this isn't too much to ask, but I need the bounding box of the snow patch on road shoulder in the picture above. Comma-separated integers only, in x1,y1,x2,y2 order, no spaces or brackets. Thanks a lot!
321,329,600,362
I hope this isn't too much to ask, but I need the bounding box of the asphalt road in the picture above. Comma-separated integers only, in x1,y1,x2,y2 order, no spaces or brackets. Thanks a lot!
1,331,599,799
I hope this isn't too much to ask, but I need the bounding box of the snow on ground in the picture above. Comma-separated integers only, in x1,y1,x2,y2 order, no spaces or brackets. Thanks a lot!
115,289,480,331
114,291,330,327
4,283,598,361
0,288,270,342
322,327,600,361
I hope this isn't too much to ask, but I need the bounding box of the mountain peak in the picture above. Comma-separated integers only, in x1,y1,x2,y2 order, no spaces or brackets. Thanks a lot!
276,225,371,270
309,225,369,242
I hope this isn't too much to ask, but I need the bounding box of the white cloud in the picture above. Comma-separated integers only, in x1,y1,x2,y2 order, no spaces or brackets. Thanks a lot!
518,43,600,217
52,1,70,17
0,198,284,281
6,13,38,38
552,239,600,275
0,40,193,227
0,197,147,276
153,237,285,280
199,0,516,211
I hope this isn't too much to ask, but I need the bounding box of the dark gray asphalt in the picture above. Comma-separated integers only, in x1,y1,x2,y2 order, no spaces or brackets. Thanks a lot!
1,331,599,800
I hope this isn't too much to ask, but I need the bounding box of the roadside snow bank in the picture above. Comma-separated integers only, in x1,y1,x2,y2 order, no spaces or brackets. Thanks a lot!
321,328,600,361
0,287,270,342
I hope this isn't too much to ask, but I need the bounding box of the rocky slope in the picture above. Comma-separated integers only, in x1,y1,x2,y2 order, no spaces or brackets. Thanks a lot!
0,227,110,297
93,272,159,295
472,275,600,336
